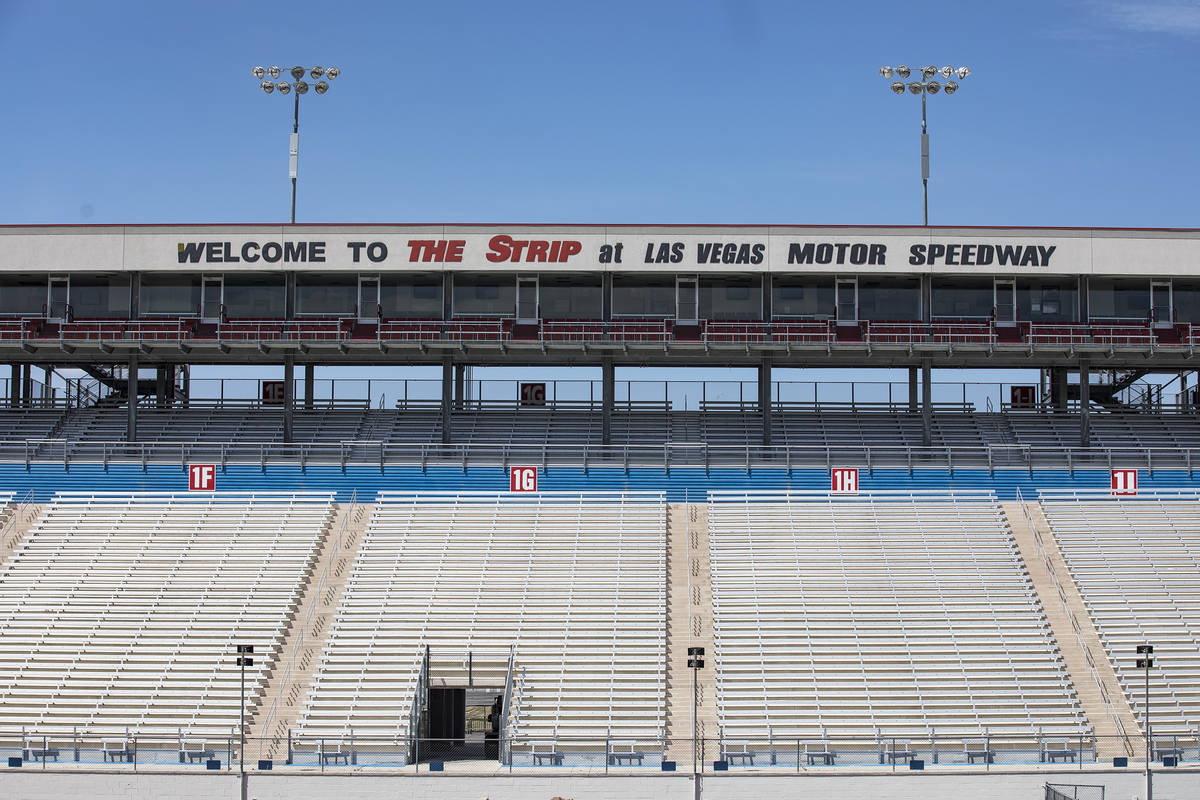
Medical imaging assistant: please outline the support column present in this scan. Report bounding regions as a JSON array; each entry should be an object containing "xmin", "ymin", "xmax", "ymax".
[
  {"xmin": 602, "ymin": 274, "xmax": 613, "ymax": 322},
  {"xmin": 1052, "ymin": 368, "xmax": 1068, "ymax": 411},
  {"xmin": 454, "ymin": 364, "xmax": 466, "ymax": 411},
  {"xmin": 1079, "ymin": 360, "xmax": 1090, "ymax": 448},
  {"xmin": 9, "ymin": 365, "xmax": 19, "ymax": 407},
  {"xmin": 921, "ymin": 359, "xmax": 932, "ymax": 447},
  {"xmin": 44, "ymin": 366, "xmax": 52, "ymax": 407},
  {"xmin": 21, "ymin": 364, "xmax": 31, "ymax": 408},
  {"xmin": 601, "ymin": 356, "xmax": 614, "ymax": 447},
  {"xmin": 283, "ymin": 354, "xmax": 295, "ymax": 444},
  {"xmin": 908, "ymin": 366, "xmax": 919, "ymax": 412},
  {"xmin": 758, "ymin": 354, "xmax": 771, "ymax": 448},
  {"xmin": 126, "ymin": 354, "xmax": 138, "ymax": 442},
  {"xmin": 303, "ymin": 365, "xmax": 314, "ymax": 410},
  {"xmin": 441, "ymin": 357, "xmax": 453, "ymax": 444},
  {"xmin": 155, "ymin": 365, "xmax": 168, "ymax": 408}
]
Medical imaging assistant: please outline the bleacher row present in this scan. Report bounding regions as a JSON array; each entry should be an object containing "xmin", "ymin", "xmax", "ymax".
[
  {"xmin": 4, "ymin": 406, "xmax": 1200, "ymax": 452},
  {"xmin": 0, "ymin": 491, "xmax": 1195, "ymax": 749}
]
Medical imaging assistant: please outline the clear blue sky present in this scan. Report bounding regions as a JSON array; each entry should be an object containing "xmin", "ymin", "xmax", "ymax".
[{"xmin": 2, "ymin": 0, "xmax": 1199, "ymax": 228}]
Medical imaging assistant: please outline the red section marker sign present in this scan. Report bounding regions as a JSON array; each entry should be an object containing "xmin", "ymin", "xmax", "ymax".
[
  {"xmin": 1111, "ymin": 469, "xmax": 1138, "ymax": 496},
  {"xmin": 510, "ymin": 466, "xmax": 538, "ymax": 493},
  {"xmin": 520, "ymin": 382, "xmax": 546, "ymax": 407},
  {"xmin": 262, "ymin": 380, "xmax": 285, "ymax": 405},
  {"xmin": 189, "ymin": 464, "xmax": 216, "ymax": 491},
  {"xmin": 831, "ymin": 467, "xmax": 859, "ymax": 494}
]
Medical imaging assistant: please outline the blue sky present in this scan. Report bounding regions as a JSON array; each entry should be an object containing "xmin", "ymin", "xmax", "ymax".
[{"xmin": 2, "ymin": 0, "xmax": 1199, "ymax": 228}]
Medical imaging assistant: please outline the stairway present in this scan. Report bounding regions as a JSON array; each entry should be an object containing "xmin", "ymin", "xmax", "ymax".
[
  {"xmin": 250, "ymin": 501, "xmax": 370, "ymax": 759},
  {"xmin": 1002, "ymin": 501, "xmax": 1141, "ymax": 758},
  {"xmin": 0, "ymin": 501, "xmax": 45, "ymax": 569},
  {"xmin": 663, "ymin": 502, "xmax": 718, "ymax": 769}
]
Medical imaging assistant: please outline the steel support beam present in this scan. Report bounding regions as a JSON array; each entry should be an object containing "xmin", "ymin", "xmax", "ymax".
[
  {"xmin": 758, "ymin": 354, "xmax": 771, "ymax": 447},
  {"xmin": 303, "ymin": 364, "xmax": 314, "ymax": 410},
  {"xmin": 441, "ymin": 357, "xmax": 453, "ymax": 444},
  {"xmin": 922, "ymin": 359, "xmax": 932, "ymax": 447},
  {"xmin": 454, "ymin": 364, "xmax": 466, "ymax": 411},
  {"xmin": 908, "ymin": 366, "xmax": 919, "ymax": 413},
  {"xmin": 126, "ymin": 354, "xmax": 137, "ymax": 442},
  {"xmin": 282, "ymin": 354, "xmax": 295, "ymax": 443},
  {"xmin": 601, "ymin": 356, "xmax": 614, "ymax": 446},
  {"xmin": 1079, "ymin": 360, "xmax": 1090, "ymax": 448}
]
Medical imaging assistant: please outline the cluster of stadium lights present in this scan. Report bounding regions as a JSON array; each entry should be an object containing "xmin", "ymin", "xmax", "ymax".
[
  {"xmin": 251, "ymin": 64, "xmax": 339, "ymax": 95},
  {"xmin": 879, "ymin": 64, "xmax": 970, "ymax": 95}
]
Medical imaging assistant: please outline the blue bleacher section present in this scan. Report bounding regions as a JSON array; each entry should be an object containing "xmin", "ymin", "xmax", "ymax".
[{"xmin": 0, "ymin": 463, "xmax": 1198, "ymax": 501}]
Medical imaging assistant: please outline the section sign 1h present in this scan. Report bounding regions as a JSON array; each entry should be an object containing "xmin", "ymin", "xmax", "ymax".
[{"xmin": 831, "ymin": 467, "xmax": 859, "ymax": 494}]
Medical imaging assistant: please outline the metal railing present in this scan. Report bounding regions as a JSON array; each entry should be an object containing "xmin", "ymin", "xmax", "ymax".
[
  {"xmin": 5, "ymin": 438, "xmax": 1200, "ymax": 476},
  {"xmin": 0, "ymin": 731, "xmax": 1195, "ymax": 773}
]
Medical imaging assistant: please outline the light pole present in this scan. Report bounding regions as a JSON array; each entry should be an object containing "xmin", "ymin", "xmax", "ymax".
[
  {"xmin": 687, "ymin": 646, "xmax": 704, "ymax": 792},
  {"xmin": 252, "ymin": 65, "xmax": 340, "ymax": 223},
  {"xmin": 1136, "ymin": 644, "xmax": 1153, "ymax": 800},
  {"xmin": 235, "ymin": 644, "xmax": 254, "ymax": 777},
  {"xmin": 878, "ymin": 64, "xmax": 970, "ymax": 226}
]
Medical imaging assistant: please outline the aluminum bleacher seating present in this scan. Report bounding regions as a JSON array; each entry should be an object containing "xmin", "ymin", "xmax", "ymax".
[
  {"xmin": 1039, "ymin": 490, "xmax": 1200, "ymax": 734},
  {"xmin": 297, "ymin": 492, "xmax": 666, "ymax": 744},
  {"xmin": 707, "ymin": 491, "xmax": 1086, "ymax": 740},
  {"xmin": 0, "ymin": 491, "xmax": 333, "ymax": 735}
]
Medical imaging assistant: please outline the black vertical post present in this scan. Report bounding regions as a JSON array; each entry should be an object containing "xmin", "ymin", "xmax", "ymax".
[
  {"xmin": 758, "ymin": 354, "xmax": 771, "ymax": 448},
  {"xmin": 921, "ymin": 359, "xmax": 932, "ymax": 447},
  {"xmin": 441, "ymin": 358, "xmax": 453, "ymax": 444},
  {"xmin": 1079, "ymin": 360, "xmax": 1090, "ymax": 448},
  {"xmin": 126, "ymin": 354, "xmax": 138, "ymax": 441},
  {"xmin": 283, "ymin": 354, "xmax": 295, "ymax": 443},
  {"xmin": 601, "ymin": 356, "xmax": 614, "ymax": 447}
]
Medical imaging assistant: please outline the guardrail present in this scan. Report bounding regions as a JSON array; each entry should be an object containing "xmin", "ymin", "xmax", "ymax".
[{"xmin": 3, "ymin": 438, "xmax": 1200, "ymax": 475}]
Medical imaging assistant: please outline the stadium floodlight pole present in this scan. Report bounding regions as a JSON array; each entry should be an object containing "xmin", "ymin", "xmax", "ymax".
[
  {"xmin": 1137, "ymin": 644, "xmax": 1153, "ymax": 800},
  {"xmin": 235, "ymin": 644, "xmax": 254, "ymax": 780},
  {"xmin": 878, "ymin": 65, "xmax": 970, "ymax": 226},
  {"xmin": 251, "ymin": 65, "xmax": 340, "ymax": 223}
]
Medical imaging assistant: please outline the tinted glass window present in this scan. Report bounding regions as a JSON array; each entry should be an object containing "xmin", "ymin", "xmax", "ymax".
[
  {"xmin": 0, "ymin": 276, "xmax": 46, "ymax": 315},
  {"xmin": 381, "ymin": 274, "xmax": 442, "ymax": 318},
  {"xmin": 701, "ymin": 276, "xmax": 761, "ymax": 320},
  {"xmin": 453, "ymin": 274, "xmax": 515, "ymax": 316},
  {"xmin": 612, "ymin": 275, "xmax": 674, "ymax": 317},
  {"xmin": 539, "ymin": 275, "xmax": 602, "ymax": 319},
  {"xmin": 297, "ymin": 275, "xmax": 356, "ymax": 315},
  {"xmin": 142, "ymin": 274, "xmax": 200, "ymax": 315},
  {"xmin": 771, "ymin": 276, "xmax": 833, "ymax": 318}
]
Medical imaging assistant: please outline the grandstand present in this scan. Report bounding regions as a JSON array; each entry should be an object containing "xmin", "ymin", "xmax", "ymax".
[{"xmin": 0, "ymin": 223, "xmax": 1198, "ymax": 798}]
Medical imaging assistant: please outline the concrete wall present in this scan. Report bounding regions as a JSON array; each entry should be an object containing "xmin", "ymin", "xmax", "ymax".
[{"xmin": 1, "ymin": 769, "xmax": 1196, "ymax": 800}]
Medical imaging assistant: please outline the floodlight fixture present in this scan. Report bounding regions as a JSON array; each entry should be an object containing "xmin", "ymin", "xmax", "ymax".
[
  {"xmin": 877, "ymin": 62, "xmax": 972, "ymax": 225},
  {"xmin": 252, "ymin": 64, "xmax": 342, "ymax": 223}
]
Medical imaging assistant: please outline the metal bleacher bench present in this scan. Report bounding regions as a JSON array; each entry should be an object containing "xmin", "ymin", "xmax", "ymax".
[
  {"xmin": 178, "ymin": 740, "xmax": 215, "ymax": 763},
  {"xmin": 723, "ymin": 742, "xmax": 756, "ymax": 765},
  {"xmin": 1154, "ymin": 740, "xmax": 1185, "ymax": 762},
  {"xmin": 530, "ymin": 741, "xmax": 564, "ymax": 766},
  {"xmin": 318, "ymin": 742, "xmax": 353, "ymax": 765},
  {"xmin": 23, "ymin": 743, "xmax": 60, "ymax": 762},
  {"xmin": 804, "ymin": 740, "xmax": 836, "ymax": 765},
  {"xmin": 964, "ymin": 738, "xmax": 995, "ymax": 764},
  {"xmin": 102, "ymin": 740, "xmax": 136, "ymax": 762},
  {"xmin": 608, "ymin": 741, "xmax": 646, "ymax": 765},
  {"xmin": 883, "ymin": 740, "xmax": 917, "ymax": 764},
  {"xmin": 1043, "ymin": 740, "xmax": 1076, "ymax": 763}
]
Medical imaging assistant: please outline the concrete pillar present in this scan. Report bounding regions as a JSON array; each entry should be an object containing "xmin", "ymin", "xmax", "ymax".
[
  {"xmin": 9, "ymin": 364, "xmax": 18, "ymax": 408},
  {"xmin": 758, "ymin": 354, "xmax": 772, "ymax": 448},
  {"xmin": 1079, "ymin": 361, "xmax": 1090, "ymax": 448},
  {"xmin": 303, "ymin": 364, "xmax": 314, "ymax": 410},
  {"xmin": 126, "ymin": 354, "xmax": 138, "ymax": 442},
  {"xmin": 155, "ymin": 365, "xmax": 168, "ymax": 408},
  {"xmin": 601, "ymin": 356, "xmax": 614, "ymax": 447},
  {"xmin": 44, "ymin": 366, "xmax": 52, "ymax": 407},
  {"xmin": 21, "ymin": 364, "xmax": 31, "ymax": 408},
  {"xmin": 921, "ymin": 359, "xmax": 932, "ymax": 447},
  {"xmin": 454, "ymin": 364, "xmax": 466, "ymax": 411},
  {"xmin": 1052, "ymin": 368, "xmax": 1069, "ymax": 411},
  {"xmin": 908, "ymin": 366, "xmax": 919, "ymax": 412},
  {"xmin": 282, "ymin": 354, "xmax": 295, "ymax": 443},
  {"xmin": 441, "ymin": 358, "xmax": 453, "ymax": 444}
]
